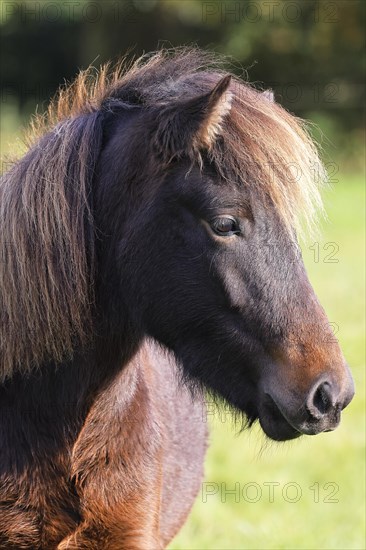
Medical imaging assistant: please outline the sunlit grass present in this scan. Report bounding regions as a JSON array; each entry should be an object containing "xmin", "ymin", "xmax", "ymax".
[{"xmin": 172, "ymin": 175, "xmax": 365, "ymax": 550}]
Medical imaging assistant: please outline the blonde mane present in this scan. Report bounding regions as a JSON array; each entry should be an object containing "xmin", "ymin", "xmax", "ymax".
[{"xmin": 0, "ymin": 48, "xmax": 325, "ymax": 381}]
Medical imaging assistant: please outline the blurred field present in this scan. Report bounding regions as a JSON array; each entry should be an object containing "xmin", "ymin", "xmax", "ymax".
[{"xmin": 172, "ymin": 174, "xmax": 365, "ymax": 549}]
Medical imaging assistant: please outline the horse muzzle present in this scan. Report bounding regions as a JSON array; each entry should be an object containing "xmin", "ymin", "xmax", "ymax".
[{"xmin": 258, "ymin": 368, "xmax": 355, "ymax": 441}]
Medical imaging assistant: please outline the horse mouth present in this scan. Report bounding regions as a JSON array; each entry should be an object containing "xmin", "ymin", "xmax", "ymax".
[{"xmin": 258, "ymin": 394, "xmax": 302, "ymax": 441}]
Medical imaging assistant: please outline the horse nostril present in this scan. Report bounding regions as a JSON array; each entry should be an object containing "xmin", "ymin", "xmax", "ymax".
[
  {"xmin": 307, "ymin": 381, "xmax": 335, "ymax": 418},
  {"xmin": 313, "ymin": 382, "xmax": 333, "ymax": 414}
]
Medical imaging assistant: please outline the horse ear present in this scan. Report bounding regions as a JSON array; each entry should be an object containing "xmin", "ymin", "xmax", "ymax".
[{"xmin": 154, "ymin": 75, "xmax": 232, "ymax": 162}]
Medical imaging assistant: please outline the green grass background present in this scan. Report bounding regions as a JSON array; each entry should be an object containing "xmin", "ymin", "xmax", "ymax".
[{"xmin": 171, "ymin": 174, "xmax": 365, "ymax": 550}]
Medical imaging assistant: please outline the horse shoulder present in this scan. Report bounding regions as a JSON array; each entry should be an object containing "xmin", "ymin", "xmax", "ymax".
[{"xmin": 67, "ymin": 340, "xmax": 207, "ymax": 547}]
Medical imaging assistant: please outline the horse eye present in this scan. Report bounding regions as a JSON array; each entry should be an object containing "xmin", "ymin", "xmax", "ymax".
[{"xmin": 210, "ymin": 216, "xmax": 240, "ymax": 237}]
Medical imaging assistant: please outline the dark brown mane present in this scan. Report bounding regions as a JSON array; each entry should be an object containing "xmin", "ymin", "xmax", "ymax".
[{"xmin": 0, "ymin": 48, "xmax": 325, "ymax": 381}]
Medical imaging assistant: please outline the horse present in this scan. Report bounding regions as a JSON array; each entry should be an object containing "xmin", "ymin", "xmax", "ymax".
[{"xmin": 0, "ymin": 49, "xmax": 354, "ymax": 549}]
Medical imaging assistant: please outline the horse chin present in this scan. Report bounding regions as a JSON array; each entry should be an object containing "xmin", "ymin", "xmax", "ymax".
[{"xmin": 258, "ymin": 395, "xmax": 302, "ymax": 442}]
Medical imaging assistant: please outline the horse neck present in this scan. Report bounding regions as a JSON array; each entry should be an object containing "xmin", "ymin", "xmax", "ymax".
[{"xmin": 0, "ymin": 323, "xmax": 142, "ymax": 447}]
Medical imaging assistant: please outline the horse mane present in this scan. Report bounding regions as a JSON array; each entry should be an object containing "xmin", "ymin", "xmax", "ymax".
[
  {"xmin": 28, "ymin": 47, "xmax": 324, "ymax": 232},
  {"xmin": 0, "ymin": 48, "xmax": 325, "ymax": 381}
]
